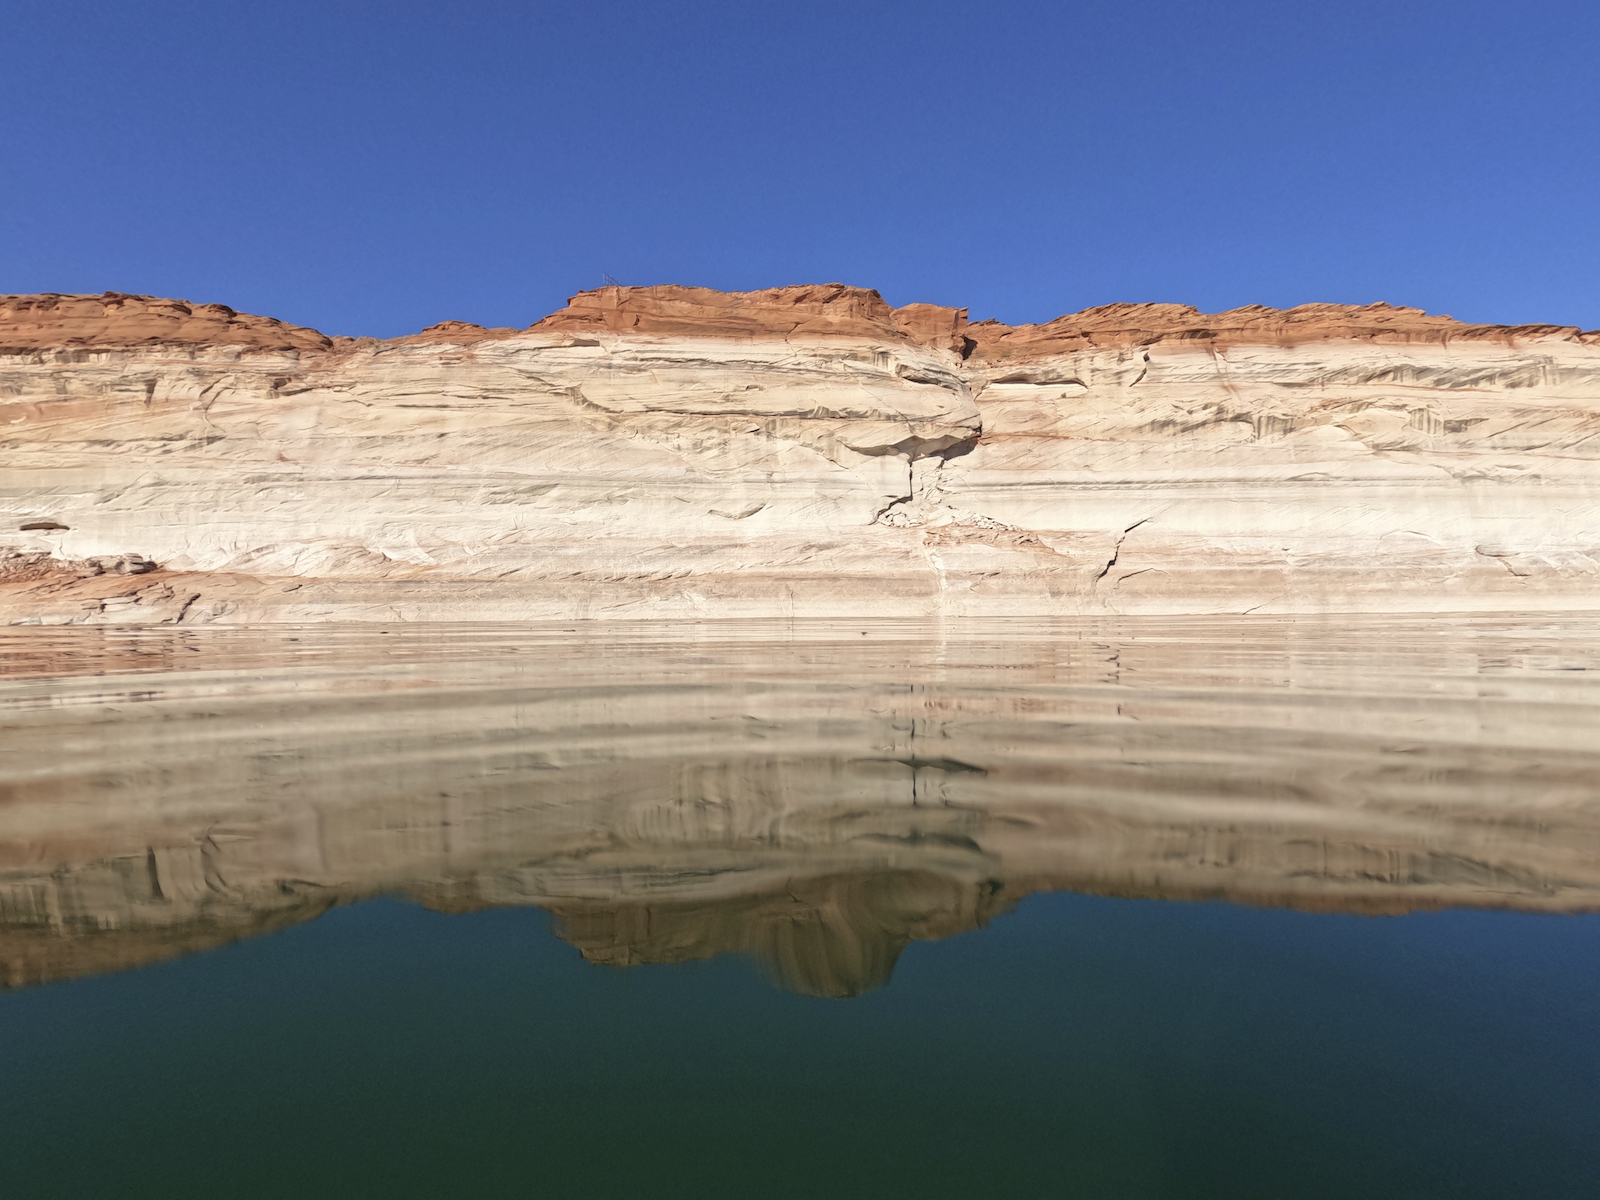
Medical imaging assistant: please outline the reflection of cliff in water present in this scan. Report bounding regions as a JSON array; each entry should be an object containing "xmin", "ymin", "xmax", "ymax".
[
  {"xmin": 3, "ymin": 618, "xmax": 1599, "ymax": 996},
  {"xmin": 542, "ymin": 870, "xmax": 1008, "ymax": 1000}
]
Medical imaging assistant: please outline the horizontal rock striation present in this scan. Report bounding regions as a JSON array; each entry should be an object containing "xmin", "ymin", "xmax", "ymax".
[
  {"xmin": 3, "ymin": 285, "xmax": 1598, "ymax": 623},
  {"xmin": 3, "ymin": 618, "xmax": 1597, "ymax": 995}
]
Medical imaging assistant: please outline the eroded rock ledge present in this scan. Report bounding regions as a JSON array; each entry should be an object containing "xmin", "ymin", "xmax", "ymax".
[{"xmin": 3, "ymin": 285, "xmax": 1598, "ymax": 623}]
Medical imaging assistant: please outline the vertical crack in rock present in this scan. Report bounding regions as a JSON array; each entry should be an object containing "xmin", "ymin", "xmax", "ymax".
[
  {"xmin": 4, "ymin": 285, "xmax": 1600, "ymax": 621},
  {"xmin": 870, "ymin": 430, "xmax": 979, "ymax": 529},
  {"xmin": 1096, "ymin": 518, "xmax": 1152, "ymax": 584},
  {"xmin": 144, "ymin": 848, "xmax": 165, "ymax": 901}
]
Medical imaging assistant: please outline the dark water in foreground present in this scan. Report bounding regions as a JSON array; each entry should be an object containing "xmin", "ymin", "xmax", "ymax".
[{"xmin": 1, "ymin": 617, "xmax": 1597, "ymax": 1197}]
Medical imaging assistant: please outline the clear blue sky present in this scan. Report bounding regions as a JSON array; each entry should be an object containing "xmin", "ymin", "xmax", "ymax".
[{"xmin": 6, "ymin": 1, "xmax": 1597, "ymax": 337}]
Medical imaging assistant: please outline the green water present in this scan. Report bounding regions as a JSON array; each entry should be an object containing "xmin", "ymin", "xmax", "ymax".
[
  {"xmin": 4, "ymin": 895, "xmax": 1596, "ymax": 1198},
  {"xmin": 1, "ymin": 618, "xmax": 1597, "ymax": 1197}
]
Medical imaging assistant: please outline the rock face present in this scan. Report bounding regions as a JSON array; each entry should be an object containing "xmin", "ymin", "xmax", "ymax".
[{"xmin": 3, "ymin": 285, "xmax": 1598, "ymax": 623}]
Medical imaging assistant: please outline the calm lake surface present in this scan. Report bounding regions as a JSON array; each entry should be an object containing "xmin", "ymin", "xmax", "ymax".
[{"xmin": 2, "ymin": 616, "xmax": 1597, "ymax": 1198}]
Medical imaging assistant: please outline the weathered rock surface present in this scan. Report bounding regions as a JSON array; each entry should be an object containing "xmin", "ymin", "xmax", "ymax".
[{"xmin": 3, "ymin": 285, "xmax": 1598, "ymax": 623}]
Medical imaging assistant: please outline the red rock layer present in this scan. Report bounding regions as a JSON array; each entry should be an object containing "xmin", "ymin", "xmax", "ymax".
[
  {"xmin": 394, "ymin": 319, "xmax": 522, "ymax": 345},
  {"xmin": 528, "ymin": 283, "xmax": 970, "ymax": 351},
  {"xmin": 0, "ymin": 292, "xmax": 331, "ymax": 353},
  {"xmin": 963, "ymin": 301, "xmax": 1599, "ymax": 361},
  {"xmin": 4, "ymin": 287, "xmax": 1595, "ymax": 357}
]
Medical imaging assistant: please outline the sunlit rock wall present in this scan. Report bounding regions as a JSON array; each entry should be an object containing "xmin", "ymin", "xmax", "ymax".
[{"xmin": 2, "ymin": 286, "xmax": 1597, "ymax": 622}]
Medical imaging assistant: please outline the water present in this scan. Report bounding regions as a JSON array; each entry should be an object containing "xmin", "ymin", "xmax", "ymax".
[{"xmin": 1, "ymin": 617, "xmax": 1597, "ymax": 1197}]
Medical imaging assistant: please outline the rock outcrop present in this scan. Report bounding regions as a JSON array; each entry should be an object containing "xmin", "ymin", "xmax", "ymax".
[{"xmin": 3, "ymin": 285, "xmax": 1598, "ymax": 623}]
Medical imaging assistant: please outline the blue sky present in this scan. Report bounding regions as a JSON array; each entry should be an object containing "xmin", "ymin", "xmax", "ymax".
[{"xmin": 5, "ymin": 1, "xmax": 1597, "ymax": 336}]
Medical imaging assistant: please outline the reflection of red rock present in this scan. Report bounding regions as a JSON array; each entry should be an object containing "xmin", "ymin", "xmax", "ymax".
[
  {"xmin": 4, "ymin": 615, "xmax": 1599, "ymax": 993},
  {"xmin": 0, "ymin": 901, "xmax": 337, "ymax": 993},
  {"xmin": 543, "ymin": 870, "xmax": 1009, "ymax": 999}
]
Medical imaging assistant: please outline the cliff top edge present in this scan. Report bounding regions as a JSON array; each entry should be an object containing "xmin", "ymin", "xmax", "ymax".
[{"xmin": 2, "ymin": 284, "xmax": 1594, "ymax": 357}]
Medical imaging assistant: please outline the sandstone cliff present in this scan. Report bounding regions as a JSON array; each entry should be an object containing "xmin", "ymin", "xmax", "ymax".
[{"xmin": 3, "ymin": 285, "xmax": 1598, "ymax": 623}]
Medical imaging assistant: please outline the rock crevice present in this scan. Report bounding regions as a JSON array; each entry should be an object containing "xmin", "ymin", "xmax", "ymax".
[{"xmin": 3, "ymin": 284, "xmax": 1598, "ymax": 623}]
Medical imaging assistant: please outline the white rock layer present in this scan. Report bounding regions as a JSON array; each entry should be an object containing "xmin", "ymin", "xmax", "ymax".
[{"xmin": 2, "ymin": 287, "xmax": 1598, "ymax": 622}]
